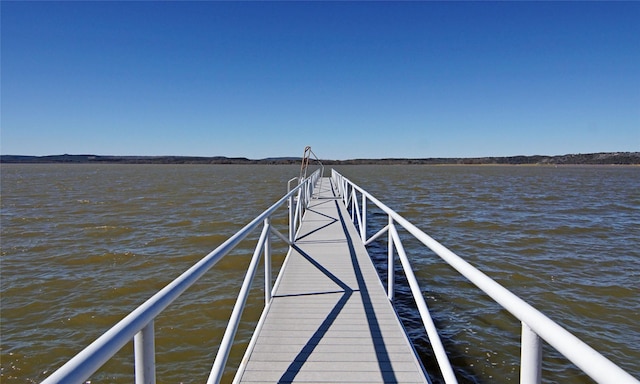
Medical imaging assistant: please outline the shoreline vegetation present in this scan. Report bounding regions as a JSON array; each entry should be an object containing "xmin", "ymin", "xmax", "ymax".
[{"xmin": 1, "ymin": 152, "xmax": 639, "ymax": 165}]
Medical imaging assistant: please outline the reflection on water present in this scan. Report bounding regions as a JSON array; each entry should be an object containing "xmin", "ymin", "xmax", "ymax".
[{"xmin": 1, "ymin": 164, "xmax": 638, "ymax": 383}]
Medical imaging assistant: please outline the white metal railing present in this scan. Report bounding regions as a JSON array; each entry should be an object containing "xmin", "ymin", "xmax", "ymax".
[
  {"xmin": 331, "ymin": 169, "xmax": 638, "ymax": 384},
  {"xmin": 41, "ymin": 168, "xmax": 322, "ymax": 384}
]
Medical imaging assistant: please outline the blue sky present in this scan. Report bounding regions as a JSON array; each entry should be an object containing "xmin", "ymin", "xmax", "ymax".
[{"xmin": 2, "ymin": 1, "xmax": 639, "ymax": 160}]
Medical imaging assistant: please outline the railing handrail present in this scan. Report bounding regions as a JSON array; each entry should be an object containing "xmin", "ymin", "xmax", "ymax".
[
  {"xmin": 42, "ymin": 169, "xmax": 321, "ymax": 384},
  {"xmin": 331, "ymin": 169, "xmax": 638, "ymax": 384}
]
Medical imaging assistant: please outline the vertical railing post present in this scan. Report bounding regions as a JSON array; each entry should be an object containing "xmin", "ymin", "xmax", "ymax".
[
  {"xmin": 343, "ymin": 181, "xmax": 348, "ymax": 206},
  {"xmin": 264, "ymin": 218, "xmax": 272, "ymax": 305},
  {"xmin": 134, "ymin": 321, "xmax": 156, "ymax": 384},
  {"xmin": 520, "ymin": 322, "xmax": 542, "ymax": 384},
  {"xmin": 361, "ymin": 193, "xmax": 367, "ymax": 242},
  {"xmin": 300, "ymin": 184, "xmax": 305, "ymax": 212},
  {"xmin": 298, "ymin": 188, "xmax": 304, "ymax": 225},
  {"xmin": 387, "ymin": 216, "xmax": 395, "ymax": 302},
  {"xmin": 345, "ymin": 181, "xmax": 349, "ymax": 206},
  {"xmin": 342, "ymin": 182, "xmax": 346, "ymax": 205},
  {"xmin": 288, "ymin": 193, "xmax": 295, "ymax": 244},
  {"xmin": 351, "ymin": 190, "xmax": 356, "ymax": 220},
  {"xmin": 304, "ymin": 180, "xmax": 309, "ymax": 208}
]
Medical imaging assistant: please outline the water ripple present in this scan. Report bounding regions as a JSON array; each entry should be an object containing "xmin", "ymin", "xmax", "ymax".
[{"xmin": 2, "ymin": 164, "xmax": 638, "ymax": 383}]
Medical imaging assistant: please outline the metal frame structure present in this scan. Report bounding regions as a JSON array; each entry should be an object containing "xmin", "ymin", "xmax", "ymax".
[
  {"xmin": 41, "ymin": 169, "xmax": 322, "ymax": 384},
  {"xmin": 332, "ymin": 169, "xmax": 638, "ymax": 384},
  {"xmin": 299, "ymin": 146, "xmax": 323, "ymax": 183}
]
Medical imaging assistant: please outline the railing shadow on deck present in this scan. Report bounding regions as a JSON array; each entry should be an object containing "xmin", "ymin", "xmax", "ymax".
[
  {"xmin": 335, "ymin": 199, "xmax": 399, "ymax": 383},
  {"xmin": 276, "ymin": 244, "xmax": 355, "ymax": 383}
]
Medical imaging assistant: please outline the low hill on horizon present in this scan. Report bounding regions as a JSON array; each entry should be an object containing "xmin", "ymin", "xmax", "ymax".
[{"xmin": 1, "ymin": 152, "xmax": 639, "ymax": 165}]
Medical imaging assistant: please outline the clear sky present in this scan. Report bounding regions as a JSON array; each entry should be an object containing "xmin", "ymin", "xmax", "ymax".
[{"xmin": 2, "ymin": 1, "xmax": 639, "ymax": 160}]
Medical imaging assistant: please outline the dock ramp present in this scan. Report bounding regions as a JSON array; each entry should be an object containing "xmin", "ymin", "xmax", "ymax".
[{"xmin": 234, "ymin": 178, "xmax": 429, "ymax": 383}]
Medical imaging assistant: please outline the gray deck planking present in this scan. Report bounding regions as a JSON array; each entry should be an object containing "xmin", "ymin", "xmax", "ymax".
[{"xmin": 234, "ymin": 177, "xmax": 429, "ymax": 384}]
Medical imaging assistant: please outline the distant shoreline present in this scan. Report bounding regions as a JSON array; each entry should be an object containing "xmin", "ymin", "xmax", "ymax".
[{"xmin": 1, "ymin": 152, "xmax": 639, "ymax": 165}]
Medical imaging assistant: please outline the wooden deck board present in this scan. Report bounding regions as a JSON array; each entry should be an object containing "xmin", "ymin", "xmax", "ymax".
[{"xmin": 235, "ymin": 177, "xmax": 429, "ymax": 384}]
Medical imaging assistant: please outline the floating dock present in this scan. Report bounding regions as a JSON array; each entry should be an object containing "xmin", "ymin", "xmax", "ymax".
[{"xmin": 235, "ymin": 178, "xmax": 429, "ymax": 383}]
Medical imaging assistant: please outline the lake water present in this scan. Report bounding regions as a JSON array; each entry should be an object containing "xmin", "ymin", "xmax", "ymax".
[{"xmin": 1, "ymin": 164, "xmax": 638, "ymax": 383}]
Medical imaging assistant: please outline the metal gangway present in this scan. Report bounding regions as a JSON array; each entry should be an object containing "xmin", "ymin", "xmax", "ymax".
[{"xmin": 41, "ymin": 168, "xmax": 638, "ymax": 384}]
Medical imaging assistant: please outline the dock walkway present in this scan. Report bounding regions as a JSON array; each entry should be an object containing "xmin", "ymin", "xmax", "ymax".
[{"xmin": 235, "ymin": 177, "xmax": 429, "ymax": 383}]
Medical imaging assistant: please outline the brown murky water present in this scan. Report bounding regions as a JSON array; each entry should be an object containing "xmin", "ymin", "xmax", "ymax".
[{"xmin": 1, "ymin": 164, "xmax": 638, "ymax": 383}]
